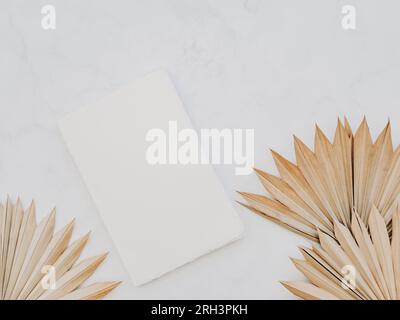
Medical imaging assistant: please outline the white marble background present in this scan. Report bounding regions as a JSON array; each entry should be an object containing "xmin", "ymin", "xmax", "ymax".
[{"xmin": 1, "ymin": 0, "xmax": 400, "ymax": 299}]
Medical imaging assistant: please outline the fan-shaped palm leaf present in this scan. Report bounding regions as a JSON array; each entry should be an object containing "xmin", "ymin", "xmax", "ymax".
[
  {"xmin": 0, "ymin": 196, "xmax": 120, "ymax": 300},
  {"xmin": 240, "ymin": 118, "xmax": 400, "ymax": 300}
]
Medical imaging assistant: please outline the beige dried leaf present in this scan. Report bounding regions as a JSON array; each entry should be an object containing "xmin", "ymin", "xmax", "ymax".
[
  {"xmin": 240, "ymin": 118, "xmax": 400, "ymax": 299},
  {"xmin": 0, "ymin": 197, "xmax": 120, "ymax": 300}
]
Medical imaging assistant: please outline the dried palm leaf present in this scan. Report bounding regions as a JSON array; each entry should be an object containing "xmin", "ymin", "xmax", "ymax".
[
  {"xmin": 240, "ymin": 118, "xmax": 400, "ymax": 299},
  {"xmin": 0, "ymin": 196, "xmax": 120, "ymax": 300}
]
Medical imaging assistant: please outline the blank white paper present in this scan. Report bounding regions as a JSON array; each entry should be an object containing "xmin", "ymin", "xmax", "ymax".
[{"xmin": 58, "ymin": 70, "xmax": 243, "ymax": 286}]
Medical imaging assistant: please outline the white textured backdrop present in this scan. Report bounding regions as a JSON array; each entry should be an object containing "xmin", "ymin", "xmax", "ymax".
[{"xmin": 1, "ymin": 0, "xmax": 400, "ymax": 299}]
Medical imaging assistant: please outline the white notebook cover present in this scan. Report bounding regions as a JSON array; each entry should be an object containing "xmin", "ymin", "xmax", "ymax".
[{"xmin": 58, "ymin": 70, "xmax": 243, "ymax": 285}]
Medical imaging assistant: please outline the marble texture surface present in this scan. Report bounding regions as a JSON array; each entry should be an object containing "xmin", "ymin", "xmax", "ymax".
[{"xmin": 1, "ymin": 0, "xmax": 400, "ymax": 299}]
